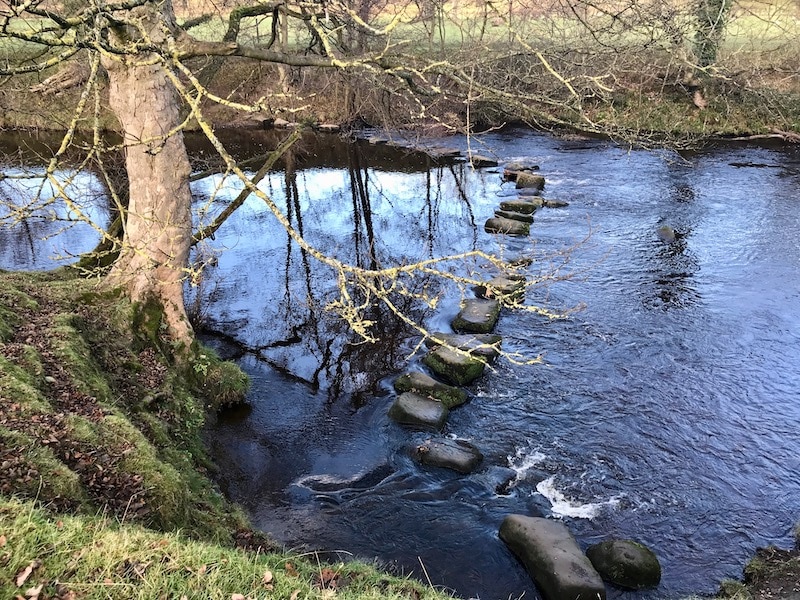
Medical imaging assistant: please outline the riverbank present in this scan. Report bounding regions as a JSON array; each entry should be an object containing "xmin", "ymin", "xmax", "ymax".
[
  {"xmin": 2, "ymin": 54, "xmax": 800, "ymax": 144},
  {"xmin": 0, "ymin": 270, "xmax": 451, "ymax": 600}
]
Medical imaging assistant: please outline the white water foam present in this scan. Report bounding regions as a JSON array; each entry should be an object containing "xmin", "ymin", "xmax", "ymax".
[
  {"xmin": 507, "ymin": 446, "xmax": 547, "ymax": 479},
  {"xmin": 536, "ymin": 475, "xmax": 622, "ymax": 520}
]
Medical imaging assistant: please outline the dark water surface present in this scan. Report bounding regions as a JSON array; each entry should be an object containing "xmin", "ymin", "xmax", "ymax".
[{"xmin": 3, "ymin": 128, "xmax": 800, "ymax": 599}]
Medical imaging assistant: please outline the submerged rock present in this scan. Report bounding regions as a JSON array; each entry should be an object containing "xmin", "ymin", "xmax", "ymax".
[
  {"xmin": 586, "ymin": 539, "xmax": 661, "ymax": 590},
  {"xmin": 452, "ymin": 298, "xmax": 501, "ymax": 334},
  {"xmin": 388, "ymin": 392, "xmax": 449, "ymax": 429},
  {"xmin": 423, "ymin": 346, "xmax": 486, "ymax": 386},
  {"xmin": 485, "ymin": 217, "xmax": 530, "ymax": 236},
  {"xmin": 499, "ymin": 515, "xmax": 606, "ymax": 600},
  {"xmin": 394, "ymin": 371, "xmax": 468, "ymax": 409},
  {"xmin": 657, "ymin": 225, "xmax": 677, "ymax": 243},
  {"xmin": 424, "ymin": 332, "xmax": 502, "ymax": 363},
  {"xmin": 410, "ymin": 438, "xmax": 484, "ymax": 473},
  {"xmin": 474, "ymin": 465, "xmax": 519, "ymax": 495}
]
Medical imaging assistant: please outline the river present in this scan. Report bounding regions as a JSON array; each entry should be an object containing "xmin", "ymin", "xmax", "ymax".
[{"xmin": 2, "ymin": 128, "xmax": 799, "ymax": 599}]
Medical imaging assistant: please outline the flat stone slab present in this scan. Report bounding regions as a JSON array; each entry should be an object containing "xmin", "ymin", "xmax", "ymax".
[
  {"xmin": 498, "ymin": 198, "xmax": 543, "ymax": 214},
  {"xmin": 586, "ymin": 539, "xmax": 661, "ymax": 590},
  {"xmin": 410, "ymin": 438, "xmax": 484, "ymax": 474},
  {"xmin": 474, "ymin": 275, "xmax": 526, "ymax": 304},
  {"xmin": 499, "ymin": 515, "xmax": 606, "ymax": 600},
  {"xmin": 485, "ymin": 217, "xmax": 530, "ymax": 236},
  {"xmin": 394, "ymin": 371, "xmax": 467, "ymax": 408},
  {"xmin": 452, "ymin": 298, "xmax": 501, "ymax": 334},
  {"xmin": 388, "ymin": 392, "xmax": 449, "ymax": 429},
  {"xmin": 423, "ymin": 346, "xmax": 486, "ymax": 386},
  {"xmin": 495, "ymin": 209, "xmax": 534, "ymax": 223},
  {"xmin": 425, "ymin": 332, "xmax": 502, "ymax": 363}
]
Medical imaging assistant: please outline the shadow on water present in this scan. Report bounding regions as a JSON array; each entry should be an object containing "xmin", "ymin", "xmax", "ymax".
[{"xmin": 4, "ymin": 128, "xmax": 800, "ymax": 600}]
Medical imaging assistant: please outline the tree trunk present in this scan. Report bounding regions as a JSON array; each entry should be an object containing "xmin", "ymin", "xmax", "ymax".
[{"xmin": 103, "ymin": 2, "xmax": 194, "ymax": 346}]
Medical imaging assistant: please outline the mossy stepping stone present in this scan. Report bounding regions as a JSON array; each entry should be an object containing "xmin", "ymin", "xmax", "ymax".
[
  {"xmin": 394, "ymin": 371, "xmax": 467, "ymax": 408},
  {"xmin": 474, "ymin": 275, "xmax": 526, "ymax": 304},
  {"xmin": 423, "ymin": 346, "xmax": 486, "ymax": 386},
  {"xmin": 452, "ymin": 298, "xmax": 501, "ymax": 334},
  {"xmin": 388, "ymin": 392, "xmax": 449, "ymax": 429},
  {"xmin": 485, "ymin": 217, "xmax": 530, "ymax": 236},
  {"xmin": 468, "ymin": 154, "xmax": 499, "ymax": 168},
  {"xmin": 495, "ymin": 209, "xmax": 534, "ymax": 223},
  {"xmin": 425, "ymin": 332, "xmax": 502, "ymax": 363},
  {"xmin": 586, "ymin": 539, "xmax": 661, "ymax": 590},
  {"xmin": 499, "ymin": 198, "xmax": 543, "ymax": 214},
  {"xmin": 543, "ymin": 199, "xmax": 569, "ymax": 208},
  {"xmin": 512, "ymin": 172, "xmax": 545, "ymax": 190}
]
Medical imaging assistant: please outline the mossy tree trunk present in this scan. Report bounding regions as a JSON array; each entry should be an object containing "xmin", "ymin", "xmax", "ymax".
[{"xmin": 102, "ymin": 0, "xmax": 194, "ymax": 347}]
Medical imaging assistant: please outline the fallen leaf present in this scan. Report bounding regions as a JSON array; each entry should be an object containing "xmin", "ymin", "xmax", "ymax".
[
  {"xmin": 231, "ymin": 595, "xmax": 245, "ymax": 600},
  {"xmin": 263, "ymin": 569, "xmax": 274, "ymax": 585},
  {"xmin": 0, "ymin": 535, "xmax": 6, "ymax": 547},
  {"xmin": 290, "ymin": 589, "xmax": 301, "ymax": 600},
  {"xmin": 24, "ymin": 584, "xmax": 42, "ymax": 600},
  {"xmin": 319, "ymin": 567, "xmax": 337, "ymax": 587},
  {"xmin": 14, "ymin": 560, "xmax": 41, "ymax": 587},
  {"xmin": 56, "ymin": 521, "xmax": 64, "ymax": 530},
  {"xmin": 285, "ymin": 562, "xmax": 298, "ymax": 577},
  {"xmin": 197, "ymin": 564, "xmax": 207, "ymax": 576}
]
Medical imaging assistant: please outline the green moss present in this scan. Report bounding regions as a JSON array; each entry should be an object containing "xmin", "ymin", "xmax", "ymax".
[
  {"xmin": 718, "ymin": 579, "xmax": 752, "ymax": 599},
  {"xmin": 186, "ymin": 346, "xmax": 250, "ymax": 410},
  {"xmin": 0, "ymin": 428, "xmax": 91, "ymax": 508},
  {"xmin": 50, "ymin": 313, "xmax": 113, "ymax": 402},
  {"xmin": 0, "ymin": 355, "xmax": 49, "ymax": 409}
]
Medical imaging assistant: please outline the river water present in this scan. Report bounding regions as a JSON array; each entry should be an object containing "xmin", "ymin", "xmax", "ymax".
[{"xmin": 2, "ymin": 128, "xmax": 799, "ymax": 599}]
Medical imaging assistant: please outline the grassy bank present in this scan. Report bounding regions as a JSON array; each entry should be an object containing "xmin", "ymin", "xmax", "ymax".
[{"xmin": 0, "ymin": 270, "xmax": 451, "ymax": 600}]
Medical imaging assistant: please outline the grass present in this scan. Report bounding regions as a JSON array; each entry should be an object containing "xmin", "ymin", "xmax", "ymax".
[{"xmin": 0, "ymin": 497, "xmax": 446, "ymax": 600}]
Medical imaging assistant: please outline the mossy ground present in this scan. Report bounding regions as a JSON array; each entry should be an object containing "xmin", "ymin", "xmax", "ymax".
[{"xmin": 0, "ymin": 269, "xmax": 453, "ymax": 600}]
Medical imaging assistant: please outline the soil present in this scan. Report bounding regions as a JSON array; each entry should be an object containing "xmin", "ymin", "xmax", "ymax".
[{"xmin": 735, "ymin": 547, "xmax": 800, "ymax": 600}]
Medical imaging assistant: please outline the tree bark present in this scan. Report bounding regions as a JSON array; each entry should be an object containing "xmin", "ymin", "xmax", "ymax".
[{"xmin": 103, "ymin": 1, "xmax": 194, "ymax": 346}]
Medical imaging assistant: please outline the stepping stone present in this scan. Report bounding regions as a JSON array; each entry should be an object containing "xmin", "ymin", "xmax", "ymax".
[
  {"xmin": 495, "ymin": 209, "xmax": 534, "ymax": 223},
  {"xmin": 504, "ymin": 160, "xmax": 539, "ymax": 172},
  {"xmin": 423, "ymin": 346, "xmax": 486, "ymax": 386},
  {"xmin": 499, "ymin": 515, "xmax": 606, "ymax": 600},
  {"xmin": 388, "ymin": 392, "xmax": 449, "ymax": 429},
  {"xmin": 394, "ymin": 371, "xmax": 468, "ymax": 408},
  {"xmin": 586, "ymin": 539, "xmax": 661, "ymax": 590},
  {"xmin": 499, "ymin": 198, "xmax": 543, "ymax": 214},
  {"xmin": 474, "ymin": 275, "xmax": 526, "ymax": 304},
  {"xmin": 485, "ymin": 217, "xmax": 529, "ymax": 236},
  {"xmin": 452, "ymin": 298, "xmax": 501, "ymax": 334},
  {"xmin": 504, "ymin": 171, "xmax": 545, "ymax": 190},
  {"xmin": 410, "ymin": 438, "xmax": 484, "ymax": 474},
  {"xmin": 543, "ymin": 199, "xmax": 569, "ymax": 208},
  {"xmin": 468, "ymin": 154, "xmax": 499, "ymax": 168},
  {"xmin": 425, "ymin": 332, "xmax": 502, "ymax": 363}
]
